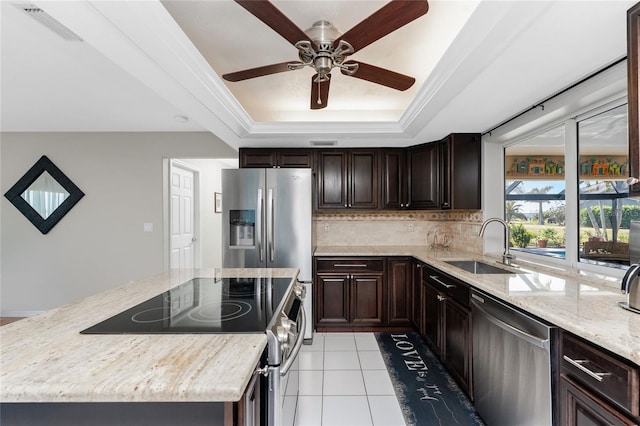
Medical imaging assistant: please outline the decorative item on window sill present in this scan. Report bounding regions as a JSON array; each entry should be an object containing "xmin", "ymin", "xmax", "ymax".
[
  {"xmin": 4, "ymin": 155, "xmax": 85, "ymax": 234},
  {"xmin": 506, "ymin": 155, "xmax": 630, "ymax": 180}
]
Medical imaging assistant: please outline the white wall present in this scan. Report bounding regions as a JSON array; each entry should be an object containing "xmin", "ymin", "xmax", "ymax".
[{"xmin": 1, "ymin": 132, "xmax": 236, "ymax": 315}]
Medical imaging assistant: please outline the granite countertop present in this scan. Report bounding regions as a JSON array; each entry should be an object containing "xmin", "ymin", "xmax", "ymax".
[
  {"xmin": 315, "ymin": 245, "xmax": 640, "ymax": 366},
  {"xmin": 0, "ymin": 268, "xmax": 298, "ymax": 403}
]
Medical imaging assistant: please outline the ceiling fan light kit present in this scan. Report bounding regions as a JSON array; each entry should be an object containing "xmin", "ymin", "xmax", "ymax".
[{"xmin": 222, "ymin": 0, "xmax": 429, "ymax": 110}]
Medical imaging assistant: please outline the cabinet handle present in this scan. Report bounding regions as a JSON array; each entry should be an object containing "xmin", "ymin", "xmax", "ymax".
[
  {"xmin": 562, "ymin": 355, "xmax": 611, "ymax": 382},
  {"xmin": 437, "ymin": 294, "xmax": 447, "ymax": 302},
  {"xmin": 334, "ymin": 264, "xmax": 368, "ymax": 267},
  {"xmin": 429, "ymin": 275, "xmax": 455, "ymax": 289}
]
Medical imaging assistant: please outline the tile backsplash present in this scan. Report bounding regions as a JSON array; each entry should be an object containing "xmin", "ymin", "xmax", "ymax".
[{"xmin": 314, "ymin": 210, "xmax": 484, "ymax": 254}]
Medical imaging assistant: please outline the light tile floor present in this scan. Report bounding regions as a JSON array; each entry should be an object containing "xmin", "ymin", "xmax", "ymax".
[{"xmin": 294, "ymin": 332, "xmax": 406, "ymax": 426}]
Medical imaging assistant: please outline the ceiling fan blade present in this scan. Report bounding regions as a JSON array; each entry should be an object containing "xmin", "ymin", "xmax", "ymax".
[
  {"xmin": 222, "ymin": 62, "xmax": 301, "ymax": 82},
  {"xmin": 335, "ymin": 0, "xmax": 429, "ymax": 53},
  {"xmin": 235, "ymin": 0, "xmax": 314, "ymax": 48},
  {"xmin": 341, "ymin": 61, "xmax": 415, "ymax": 91},
  {"xmin": 310, "ymin": 74, "xmax": 331, "ymax": 110}
]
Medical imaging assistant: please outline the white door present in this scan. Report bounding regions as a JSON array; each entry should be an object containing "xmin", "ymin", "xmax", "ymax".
[{"xmin": 170, "ymin": 163, "xmax": 197, "ymax": 270}]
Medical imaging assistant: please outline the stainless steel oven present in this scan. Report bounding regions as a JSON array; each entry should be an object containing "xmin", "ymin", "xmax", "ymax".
[{"xmin": 264, "ymin": 284, "xmax": 306, "ymax": 426}]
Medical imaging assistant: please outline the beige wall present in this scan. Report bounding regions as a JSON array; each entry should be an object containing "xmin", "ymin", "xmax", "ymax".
[{"xmin": 1, "ymin": 132, "xmax": 236, "ymax": 315}]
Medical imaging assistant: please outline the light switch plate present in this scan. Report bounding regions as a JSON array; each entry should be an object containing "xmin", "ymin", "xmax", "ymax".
[{"xmin": 143, "ymin": 223, "xmax": 153, "ymax": 232}]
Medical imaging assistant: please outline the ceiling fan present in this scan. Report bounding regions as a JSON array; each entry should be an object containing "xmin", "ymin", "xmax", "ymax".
[{"xmin": 222, "ymin": 0, "xmax": 429, "ymax": 110}]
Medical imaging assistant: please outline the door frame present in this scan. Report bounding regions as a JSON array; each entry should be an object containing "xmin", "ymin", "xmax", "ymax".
[{"xmin": 163, "ymin": 159, "xmax": 201, "ymax": 270}]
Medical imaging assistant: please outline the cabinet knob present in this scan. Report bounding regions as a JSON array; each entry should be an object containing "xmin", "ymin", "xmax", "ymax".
[
  {"xmin": 437, "ymin": 294, "xmax": 447, "ymax": 302},
  {"xmin": 400, "ymin": 203, "xmax": 405, "ymax": 207},
  {"xmin": 344, "ymin": 204, "xmax": 348, "ymax": 208}
]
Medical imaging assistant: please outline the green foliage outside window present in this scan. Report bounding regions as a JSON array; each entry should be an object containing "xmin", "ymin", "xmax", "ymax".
[
  {"xmin": 578, "ymin": 205, "xmax": 640, "ymax": 229},
  {"xmin": 510, "ymin": 223, "xmax": 533, "ymax": 248}
]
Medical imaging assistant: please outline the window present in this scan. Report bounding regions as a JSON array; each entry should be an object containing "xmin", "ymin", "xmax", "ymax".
[
  {"xmin": 577, "ymin": 104, "xmax": 633, "ymax": 267},
  {"xmin": 505, "ymin": 126, "xmax": 566, "ymax": 259},
  {"xmin": 503, "ymin": 102, "xmax": 629, "ymax": 270}
]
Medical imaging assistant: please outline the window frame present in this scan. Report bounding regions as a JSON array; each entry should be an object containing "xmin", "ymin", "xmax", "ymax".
[{"xmin": 500, "ymin": 97, "xmax": 629, "ymax": 277}]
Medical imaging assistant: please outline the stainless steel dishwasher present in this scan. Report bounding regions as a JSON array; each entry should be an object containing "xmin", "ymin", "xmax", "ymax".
[{"xmin": 471, "ymin": 289, "xmax": 557, "ymax": 426}]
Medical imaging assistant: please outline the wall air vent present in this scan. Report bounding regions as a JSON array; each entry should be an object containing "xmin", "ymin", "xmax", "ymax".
[
  {"xmin": 13, "ymin": 3, "xmax": 83, "ymax": 41},
  {"xmin": 310, "ymin": 140, "xmax": 337, "ymax": 147}
]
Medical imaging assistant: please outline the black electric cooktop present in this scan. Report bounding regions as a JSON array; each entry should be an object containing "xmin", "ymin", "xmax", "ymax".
[{"xmin": 80, "ymin": 277, "xmax": 293, "ymax": 334}]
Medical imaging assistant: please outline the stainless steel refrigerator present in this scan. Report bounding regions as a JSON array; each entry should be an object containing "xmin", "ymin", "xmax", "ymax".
[{"xmin": 222, "ymin": 168, "xmax": 314, "ymax": 340}]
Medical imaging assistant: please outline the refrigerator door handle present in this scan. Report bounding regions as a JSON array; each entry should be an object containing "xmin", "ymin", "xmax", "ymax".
[
  {"xmin": 268, "ymin": 188, "xmax": 275, "ymax": 262},
  {"xmin": 257, "ymin": 188, "xmax": 264, "ymax": 262}
]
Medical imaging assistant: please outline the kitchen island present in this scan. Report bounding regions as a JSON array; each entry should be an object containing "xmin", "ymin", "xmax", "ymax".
[
  {"xmin": 315, "ymin": 245, "xmax": 640, "ymax": 365},
  {"xmin": 0, "ymin": 268, "xmax": 298, "ymax": 425}
]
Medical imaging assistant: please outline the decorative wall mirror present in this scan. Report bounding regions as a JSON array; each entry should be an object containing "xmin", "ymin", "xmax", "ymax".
[{"xmin": 4, "ymin": 155, "xmax": 85, "ymax": 234}]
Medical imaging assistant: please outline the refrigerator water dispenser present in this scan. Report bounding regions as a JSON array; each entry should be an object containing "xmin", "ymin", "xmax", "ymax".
[{"xmin": 229, "ymin": 210, "xmax": 255, "ymax": 247}]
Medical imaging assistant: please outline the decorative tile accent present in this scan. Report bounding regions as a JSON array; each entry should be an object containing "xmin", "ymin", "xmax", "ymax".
[{"xmin": 314, "ymin": 211, "xmax": 483, "ymax": 253}]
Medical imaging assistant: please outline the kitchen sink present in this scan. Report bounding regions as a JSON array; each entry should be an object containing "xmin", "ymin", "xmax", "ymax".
[{"xmin": 444, "ymin": 260, "xmax": 514, "ymax": 274}]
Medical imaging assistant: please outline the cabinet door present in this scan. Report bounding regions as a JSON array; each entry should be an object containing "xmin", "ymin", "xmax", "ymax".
[
  {"xmin": 560, "ymin": 374, "xmax": 637, "ymax": 426},
  {"xmin": 351, "ymin": 273, "xmax": 383, "ymax": 325},
  {"xmin": 629, "ymin": 3, "xmax": 640, "ymax": 197},
  {"xmin": 382, "ymin": 149, "xmax": 407, "ymax": 209},
  {"xmin": 422, "ymin": 281, "xmax": 443, "ymax": 355},
  {"xmin": 387, "ymin": 258, "xmax": 412, "ymax": 326},
  {"xmin": 442, "ymin": 133, "xmax": 481, "ymax": 210},
  {"xmin": 239, "ymin": 149, "xmax": 277, "ymax": 168},
  {"xmin": 349, "ymin": 150, "xmax": 379, "ymax": 209},
  {"xmin": 316, "ymin": 273, "xmax": 349, "ymax": 325},
  {"xmin": 278, "ymin": 150, "xmax": 314, "ymax": 169},
  {"xmin": 408, "ymin": 143, "xmax": 440, "ymax": 209},
  {"xmin": 412, "ymin": 263, "xmax": 424, "ymax": 332},
  {"xmin": 443, "ymin": 298, "xmax": 472, "ymax": 398},
  {"xmin": 317, "ymin": 151, "xmax": 348, "ymax": 209}
]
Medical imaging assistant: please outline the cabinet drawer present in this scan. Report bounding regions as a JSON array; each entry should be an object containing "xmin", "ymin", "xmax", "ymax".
[
  {"xmin": 561, "ymin": 332, "xmax": 639, "ymax": 416},
  {"xmin": 315, "ymin": 258, "xmax": 384, "ymax": 273},
  {"xmin": 423, "ymin": 270, "xmax": 470, "ymax": 306}
]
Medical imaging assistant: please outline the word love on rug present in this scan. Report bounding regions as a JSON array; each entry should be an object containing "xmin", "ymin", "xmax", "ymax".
[{"xmin": 375, "ymin": 332, "xmax": 484, "ymax": 426}]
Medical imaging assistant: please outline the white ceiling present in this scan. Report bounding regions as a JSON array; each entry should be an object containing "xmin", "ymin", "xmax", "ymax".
[{"xmin": 0, "ymin": 0, "xmax": 633, "ymax": 150}]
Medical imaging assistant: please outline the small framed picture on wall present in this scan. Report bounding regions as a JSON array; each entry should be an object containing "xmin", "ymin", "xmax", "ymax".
[{"xmin": 215, "ymin": 192, "xmax": 222, "ymax": 213}]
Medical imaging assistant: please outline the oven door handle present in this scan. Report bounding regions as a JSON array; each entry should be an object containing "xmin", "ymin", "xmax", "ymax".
[{"xmin": 279, "ymin": 303, "xmax": 306, "ymax": 376}]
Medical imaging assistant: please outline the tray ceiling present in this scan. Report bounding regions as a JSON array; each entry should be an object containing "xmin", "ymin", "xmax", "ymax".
[{"xmin": 0, "ymin": 1, "xmax": 633, "ymax": 149}]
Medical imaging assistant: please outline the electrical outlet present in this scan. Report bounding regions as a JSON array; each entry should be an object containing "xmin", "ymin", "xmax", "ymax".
[
  {"xmin": 408, "ymin": 224, "xmax": 414, "ymax": 232},
  {"xmin": 324, "ymin": 223, "xmax": 330, "ymax": 232}
]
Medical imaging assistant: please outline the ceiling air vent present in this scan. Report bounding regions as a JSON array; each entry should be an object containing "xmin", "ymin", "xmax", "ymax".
[
  {"xmin": 310, "ymin": 140, "xmax": 337, "ymax": 147},
  {"xmin": 13, "ymin": 3, "xmax": 83, "ymax": 41}
]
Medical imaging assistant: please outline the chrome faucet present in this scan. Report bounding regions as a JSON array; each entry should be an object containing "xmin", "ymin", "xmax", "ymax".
[{"xmin": 478, "ymin": 218, "xmax": 516, "ymax": 266}]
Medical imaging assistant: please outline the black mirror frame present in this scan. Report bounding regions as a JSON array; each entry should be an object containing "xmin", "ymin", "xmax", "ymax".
[{"xmin": 4, "ymin": 155, "xmax": 85, "ymax": 234}]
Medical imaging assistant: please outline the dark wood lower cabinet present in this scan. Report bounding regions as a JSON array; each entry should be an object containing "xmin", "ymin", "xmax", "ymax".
[
  {"xmin": 421, "ymin": 270, "xmax": 472, "ymax": 398},
  {"xmin": 559, "ymin": 331, "xmax": 640, "ymax": 425},
  {"xmin": 315, "ymin": 257, "xmax": 384, "ymax": 329},
  {"xmin": 316, "ymin": 274, "xmax": 349, "ymax": 325},
  {"xmin": 443, "ymin": 298, "xmax": 472, "ymax": 398},
  {"xmin": 560, "ymin": 374, "xmax": 638, "ymax": 426},
  {"xmin": 350, "ymin": 274, "xmax": 383, "ymax": 325},
  {"xmin": 387, "ymin": 258, "xmax": 412, "ymax": 326}
]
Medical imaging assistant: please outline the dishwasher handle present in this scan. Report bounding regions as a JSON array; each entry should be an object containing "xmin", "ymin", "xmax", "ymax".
[{"xmin": 471, "ymin": 298, "xmax": 549, "ymax": 350}]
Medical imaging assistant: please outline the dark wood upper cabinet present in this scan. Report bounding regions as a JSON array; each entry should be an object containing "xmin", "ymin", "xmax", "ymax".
[
  {"xmin": 382, "ymin": 149, "xmax": 408, "ymax": 209},
  {"xmin": 441, "ymin": 133, "xmax": 482, "ymax": 210},
  {"xmin": 628, "ymin": 3, "xmax": 640, "ymax": 197},
  {"xmin": 317, "ymin": 149, "xmax": 379, "ymax": 210},
  {"xmin": 407, "ymin": 142, "xmax": 441, "ymax": 209},
  {"xmin": 239, "ymin": 148, "xmax": 314, "ymax": 169},
  {"xmin": 241, "ymin": 133, "xmax": 480, "ymax": 210}
]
